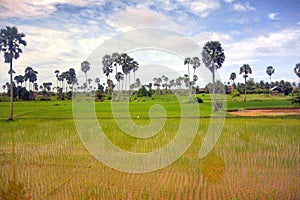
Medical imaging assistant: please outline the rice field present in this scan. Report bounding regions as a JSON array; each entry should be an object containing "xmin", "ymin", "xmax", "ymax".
[{"xmin": 0, "ymin": 96, "xmax": 299, "ymax": 199}]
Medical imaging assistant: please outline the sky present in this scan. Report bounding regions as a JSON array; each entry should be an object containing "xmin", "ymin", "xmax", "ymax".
[{"xmin": 0, "ymin": 0, "xmax": 300, "ymax": 88}]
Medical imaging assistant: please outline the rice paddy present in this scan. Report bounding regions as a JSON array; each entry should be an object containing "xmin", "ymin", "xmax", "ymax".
[{"xmin": 0, "ymin": 94, "xmax": 299, "ymax": 199}]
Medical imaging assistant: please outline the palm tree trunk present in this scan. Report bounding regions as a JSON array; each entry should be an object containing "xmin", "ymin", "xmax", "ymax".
[
  {"xmin": 8, "ymin": 61, "xmax": 14, "ymax": 120},
  {"xmin": 212, "ymin": 67, "xmax": 216, "ymax": 110},
  {"xmin": 244, "ymin": 76, "xmax": 247, "ymax": 102},
  {"xmin": 85, "ymin": 73, "xmax": 88, "ymax": 93},
  {"xmin": 269, "ymin": 76, "xmax": 271, "ymax": 94}
]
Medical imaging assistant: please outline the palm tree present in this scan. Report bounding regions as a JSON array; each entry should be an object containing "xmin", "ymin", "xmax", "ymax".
[
  {"xmin": 294, "ymin": 63, "xmax": 300, "ymax": 79},
  {"xmin": 229, "ymin": 72, "xmax": 236, "ymax": 85},
  {"xmin": 81, "ymin": 61, "xmax": 91, "ymax": 92},
  {"xmin": 0, "ymin": 26, "xmax": 27, "ymax": 120},
  {"xmin": 14, "ymin": 75, "xmax": 24, "ymax": 100},
  {"xmin": 184, "ymin": 57, "xmax": 192, "ymax": 85},
  {"xmin": 14, "ymin": 75, "xmax": 24, "ymax": 86},
  {"xmin": 95, "ymin": 77, "xmax": 100, "ymax": 89},
  {"xmin": 266, "ymin": 66, "xmax": 275, "ymax": 94},
  {"xmin": 66, "ymin": 68, "xmax": 76, "ymax": 95},
  {"xmin": 2, "ymin": 84, "xmax": 6, "ymax": 95},
  {"xmin": 24, "ymin": 66, "xmax": 32, "ymax": 91},
  {"xmin": 202, "ymin": 41, "xmax": 225, "ymax": 110},
  {"xmin": 239, "ymin": 64, "xmax": 252, "ymax": 102},
  {"xmin": 192, "ymin": 57, "xmax": 201, "ymax": 77},
  {"xmin": 88, "ymin": 78, "xmax": 92, "ymax": 88},
  {"xmin": 54, "ymin": 69, "xmax": 60, "ymax": 96}
]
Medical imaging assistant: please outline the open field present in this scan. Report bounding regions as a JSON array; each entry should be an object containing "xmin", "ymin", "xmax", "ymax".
[{"xmin": 0, "ymin": 94, "xmax": 299, "ymax": 199}]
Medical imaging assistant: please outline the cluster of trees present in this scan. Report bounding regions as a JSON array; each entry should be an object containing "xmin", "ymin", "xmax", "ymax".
[
  {"xmin": 228, "ymin": 64, "xmax": 300, "ymax": 101},
  {"xmin": 1, "ymin": 25, "xmax": 300, "ymax": 120}
]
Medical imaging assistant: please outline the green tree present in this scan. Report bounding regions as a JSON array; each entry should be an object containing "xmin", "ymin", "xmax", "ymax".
[
  {"xmin": 202, "ymin": 41, "xmax": 225, "ymax": 110},
  {"xmin": 239, "ymin": 64, "xmax": 252, "ymax": 102},
  {"xmin": 0, "ymin": 26, "xmax": 27, "ymax": 120},
  {"xmin": 54, "ymin": 69, "xmax": 60, "ymax": 96},
  {"xmin": 81, "ymin": 61, "xmax": 91, "ymax": 92},
  {"xmin": 66, "ymin": 68, "xmax": 76, "ymax": 96},
  {"xmin": 229, "ymin": 72, "xmax": 236, "ymax": 85},
  {"xmin": 294, "ymin": 63, "xmax": 300, "ymax": 79},
  {"xmin": 266, "ymin": 66, "xmax": 275, "ymax": 94},
  {"xmin": 184, "ymin": 57, "xmax": 192, "ymax": 82}
]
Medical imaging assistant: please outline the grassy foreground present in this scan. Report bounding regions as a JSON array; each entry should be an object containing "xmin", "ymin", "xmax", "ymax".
[{"xmin": 0, "ymin": 94, "xmax": 299, "ymax": 199}]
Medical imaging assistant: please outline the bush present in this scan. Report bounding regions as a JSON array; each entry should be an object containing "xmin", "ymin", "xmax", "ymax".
[
  {"xmin": 137, "ymin": 86, "xmax": 150, "ymax": 97},
  {"xmin": 231, "ymin": 89, "xmax": 240, "ymax": 98},
  {"xmin": 289, "ymin": 95, "xmax": 300, "ymax": 104},
  {"xmin": 40, "ymin": 97, "xmax": 51, "ymax": 101},
  {"xmin": 196, "ymin": 96, "xmax": 204, "ymax": 103}
]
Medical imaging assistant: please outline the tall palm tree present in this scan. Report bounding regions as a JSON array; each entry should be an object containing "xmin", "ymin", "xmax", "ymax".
[
  {"xmin": 0, "ymin": 26, "xmax": 26, "ymax": 120},
  {"xmin": 24, "ymin": 66, "xmax": 32, "ymax": 91},
  {"xmin": 266, "ymin": 66, "xmax": 275, "ymax": 94},
  {"xmin": 2, "ymin": 84, "xmax": 6, "ymax": 95},
  {"xmin": 14, "ymin": 75, "xmax": 24, "ymax": 87},
  {"xmin": 14, "ymin": 75, "xmax": 24, "ymax": 100},
  {"xmin": 81, "ymin": 61, "xmax": 91, "ymax": 92},
  {"xmin": 202, "ymin": 41, "xmax": 225, "ymax": 110},
  {"xmin": 239, "ymin": 64, "xmax": 252, "ymax": 102},
  {"xmin": 102, "ymin": 55, "xmax": 113, "ymax": 93},
  {"xmin": 192, "ymin": 57, "xmax": 200, "ymax": 78},
  {"xmin": 54, "ymin": 69, "xmax": 60, "ymax": 96},
  {"xmin": 67, "ymin": 68, "xmax": 76, "ymax": 95},
  {"xmin": 294, "ymin": 63, "xmax": 300, "ymax": 79},
  {"xmin": 95, "ymin": 77, "xmax": 100, "ymax": 89},
  {"xmin": 229, "ymin": 72, "xmax": 236, "ymax": 85},
  {"xmin": 184, "ymin": 57, "xmax": 192, "ymax": 84}
]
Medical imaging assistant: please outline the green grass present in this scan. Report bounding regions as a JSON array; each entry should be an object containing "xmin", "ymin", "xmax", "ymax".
[{"xmin": 0, "ymin": 94, "xmax": 299, "ymax": 199}]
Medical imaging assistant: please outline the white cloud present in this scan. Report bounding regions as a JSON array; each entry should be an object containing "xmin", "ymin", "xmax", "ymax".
[
  {"xmin": 193, "ymin": 31, "xmax": 232, "ymax": 46},
  {"xmin": 0, "ymin": 0, "xmax": 105, "ymax": 18},
  {"xmin": 105, "ymin": 7, "xmax": 181, "ymax": 32},
  {"xmin": 0, "ymin": 24, "xmax": 109, "ymax": 85},
  {"xmin": 268, "ymin": 13, "xmax": 279, "ymax": 20},
  {"xmin": 224, "ymin": 28, "xmax": 300, "ymax": 66},
  {"xmin": 177, "ymin": 0, "xmax": 220, "ymax": 18},
  {"xmin": 223, "ymin": 0, "xmax": 234, "ymax": 3},
  {"xmin": 232, "ymin": 1, "xmax": 255, "ymax": 12}
]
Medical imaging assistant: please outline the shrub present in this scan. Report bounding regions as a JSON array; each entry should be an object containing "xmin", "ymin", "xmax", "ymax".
[
  {"xmin": 231, "ymin": 89, "xmax": 240, "ymax": 98},
  {"xmin": 196, "ymin": 96, "xmax": 204, "ymax": 103},
  {"xmin": 289, "ymin": 95, "xmax": 300, "ymax": 104}
]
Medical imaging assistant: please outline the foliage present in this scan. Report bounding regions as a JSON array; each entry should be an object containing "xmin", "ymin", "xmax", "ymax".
[
  {"xmin": 289, "ymin": 94, "xmax": 300, "ymax": 104},
  {"xmin": 196, "ymin": 96, "xmax": 204, "ymax": 103},
  {"xmin": 137, "ymin": 86, "xmax": 151, "ymax": 97},
  {"xmin": 0, "ymin": 26, "xmax": 27, "ymax": 120},
  {"xmin": 231, "ymin": 89, "xmax": 240, "ymax": 98}
]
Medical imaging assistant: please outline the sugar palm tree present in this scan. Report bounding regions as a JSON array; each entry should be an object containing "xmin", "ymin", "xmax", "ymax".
[
  {"xmin": 54, "ymin": 69, "xmax": 60, "ymax": 96},
  {"xmin": 240, "ymin": 64, "xmax": 252, "ymax": 102},
  {"xmin": 81, "ymin": 61, "xmax": 91, "ymax": 92},
  {"xmin": 266, "ymin": 66, "xmax": 275, "ymax": 94},
  {"xmin": 184, "ymin": 57, "xmax": 192, "ymax": 84},
  {"xmin": 202, "ymin": 41, "xmax": 225, "ymax": 110},
  {"xmin": 192, "ymin": 57, "xmax": 200, "ymax": 77},
  {"xmin": 2, "ymin": 84, "xmax": 6, "ymax": 95},
  {"xmin": 294, "ymin": 63, "xmax": 300, "ymax": 79},
  {"xmin": 0, "ymin": 26, "xmax": 27, "ymax": 120},
  {"xmin": 229, "ymin": 72, "xmax": 236, "ymax": 85}
]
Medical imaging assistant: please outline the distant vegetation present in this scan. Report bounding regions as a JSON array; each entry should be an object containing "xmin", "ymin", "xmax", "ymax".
[{"xmin": 1, "ymin": 25, "xmax": 300, "ymax": 119}]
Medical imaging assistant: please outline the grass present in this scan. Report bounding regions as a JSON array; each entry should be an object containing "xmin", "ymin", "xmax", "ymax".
[{"xmin": 0, "ymin": 94, "xmax": 299, "ymax": 199}]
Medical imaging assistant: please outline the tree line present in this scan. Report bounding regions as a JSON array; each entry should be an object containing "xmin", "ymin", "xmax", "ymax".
[{"xmin": 1, "ymin": 26, "xmax": 300, "ymax": 120}]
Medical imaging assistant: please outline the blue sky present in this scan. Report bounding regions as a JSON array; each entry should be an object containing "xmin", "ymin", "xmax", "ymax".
[{"xmin": 0, "ymin": 0, "xmax": 299, "ymax": 87}]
